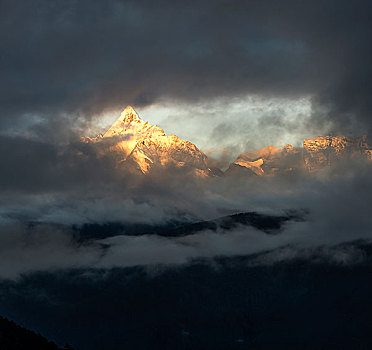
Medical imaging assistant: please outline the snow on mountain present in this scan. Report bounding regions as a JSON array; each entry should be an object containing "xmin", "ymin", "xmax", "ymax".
[
  {"xmin": 83, "ymin": 106, "xmax": 371, "ymax": 177},
  {"xmin": 227, "ymin": 135, "xmax": 371, "ymax": 176},
  {"xmin": 87, "ymin": 106, "xmax": 212, "ymax": 175},
  {"xmin": 237, "ymin": 145, "xmax": 281, "ymax": 162},
  {"xmin": 303, "ymin": 135, "xmax": 372, "ymax": 171},
  {"xmin": 225, "ymin": 145, "xmax": 303, "ymax": 176}
]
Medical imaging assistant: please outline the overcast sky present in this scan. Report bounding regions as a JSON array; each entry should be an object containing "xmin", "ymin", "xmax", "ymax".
[
  {"xmin": 1, "ymin": 1, "xmax": 372, "ymax": 279},
  {"xmin": 1, "ymin": 0, "xmax": 372, "ymax": 153}
]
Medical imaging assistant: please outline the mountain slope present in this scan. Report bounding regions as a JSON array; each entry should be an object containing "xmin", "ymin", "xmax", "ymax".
[
  {"xmin": 225, "ymin": 144, "xmax": 303, "ymax": 176},
  {"xmin": 0, "ymin": 316, "xmax": 66, "ymax": 350},
  {"xmin": 88, "ymin": 106, "xmax": 212, "ymax": 175},
  {"xmin": 227, "ymin": 135, "xmax": 371, "ymax": 176},
  {"xmin": 85, "ymin": 106, "xmax": 371, "ymax": 177},
  {"xmin": 303, "ymin": 135, "xmax": 372, "ymax": 171}
]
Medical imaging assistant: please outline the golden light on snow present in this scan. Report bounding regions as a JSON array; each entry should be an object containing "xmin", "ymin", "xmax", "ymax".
[
  {"xmin": 82, "ymin": 101, "xmax": 371, "ymax": 178},
  {"xmin": 89, "ymin": 95, "xmax": 313, "ymax": 162},
  {"xmin": 85, "ymin": 105, "xmax": 210, "ymax": 176}
]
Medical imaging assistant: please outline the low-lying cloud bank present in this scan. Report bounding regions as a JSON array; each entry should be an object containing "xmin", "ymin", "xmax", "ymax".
[{"xmin": 0, "ymin": 149, "xmax": 371, "ymax": 280}]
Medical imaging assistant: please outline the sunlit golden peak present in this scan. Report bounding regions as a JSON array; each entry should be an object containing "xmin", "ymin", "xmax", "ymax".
[{"xmin": 120, "ymin": 105, "xmax": 141, "ymax": 123}]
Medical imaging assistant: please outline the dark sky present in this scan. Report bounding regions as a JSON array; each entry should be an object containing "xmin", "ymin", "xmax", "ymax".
[{"xmin": 1, "ymin": 0, "xmax": 372, "ymax": 138}]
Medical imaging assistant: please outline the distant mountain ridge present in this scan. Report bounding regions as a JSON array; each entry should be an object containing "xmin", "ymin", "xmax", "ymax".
[
  {"xmin": 84, "ymin": 106, "xmax": 371, "ymax": 177},
  {"xmin": 71, "ymin": 210, "xmax": 305, "ymax": 242},
  {"xmin": 227, "ymin": 135, "xmax": 371, "ymax": 176},
  {"xmin": 303, "ymin": 135, "xmax": 372, "ymax": 171}
]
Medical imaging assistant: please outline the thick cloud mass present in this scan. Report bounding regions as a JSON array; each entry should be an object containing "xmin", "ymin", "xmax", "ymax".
[
  {"xmin": 0, "ymin": 139, "xmax": 371, "ymax": 279},
  {"xmin": 1, "ymin": 0, "xmax": 372, "ymax": 136},
  {"xmin": 1, "ymin": 1, "xmax": 372, "ymax": 280}
]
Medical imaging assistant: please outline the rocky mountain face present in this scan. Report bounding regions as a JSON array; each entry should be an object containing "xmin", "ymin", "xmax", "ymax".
[
  {"xmin": 227, "ymin": 136, "xmax": 371, "ymax": 176},
  {"xmin": 225, "ymin": 144, "xmax": 303, "ymax": 177},
  {"xmin": 303, "ymin": 135, "xmax": 372, "ymax": 171},
  {"xmin": 84, "ymin": 106, "xmax": 371, "ymax": 177},
  {"xmin": 85, "ymin": 106, "xmax": 214, "ymax": 176}
]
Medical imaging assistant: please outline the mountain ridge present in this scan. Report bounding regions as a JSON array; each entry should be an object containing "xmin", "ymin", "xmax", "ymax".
[
  {"xmin": 84, "ymin": 106, "xmax": 213, "ymax": 176},
  {"xmin": 84, "ymin": 106, "xmax": 371, "ymax": 177}
]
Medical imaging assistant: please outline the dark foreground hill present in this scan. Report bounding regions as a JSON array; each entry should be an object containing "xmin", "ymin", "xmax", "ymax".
[
  {"xmin": 2, "ymin": 240, "xmax": 372, "ymax": 350},
  {"xmin": 0, "ymin": 316, "xmax": 71, "ymax": 350}
]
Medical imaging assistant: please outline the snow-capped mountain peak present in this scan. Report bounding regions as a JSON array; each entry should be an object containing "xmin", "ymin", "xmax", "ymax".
[
  {"xmin": 83, "ymin": 106, "xmax": 371, "ymax": 178},
  {"xmin": 88, "ymin": 106, "xmax": 212, "ymax": 176},
  {"xmin": 120, "ymin": 105, "xmax": 142, "ymax": 123},
  {"xmin": 103, "ymin": 106, "xmax": 146, "ymax": 138}
]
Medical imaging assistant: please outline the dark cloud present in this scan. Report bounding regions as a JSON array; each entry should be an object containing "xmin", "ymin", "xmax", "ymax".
[{"xmin": 1, "ymin": 0, "xmax": 371, "ymax": 136}]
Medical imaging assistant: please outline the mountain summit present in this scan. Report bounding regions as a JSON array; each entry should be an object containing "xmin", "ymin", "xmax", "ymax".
[
  {"xmin": 84, "ymin": 106, "xmax": 371, "ymax": 177},
  {"xmin": 87, "ymin": 106, "xmax": 213, "ymax": 176},
  {"xmin": 103, "ymin": 106, "xmax": 145, "ymax": 137},
  {"xmin": 121, "ymin": 105, "xmax": 140, "ymax": 122}
]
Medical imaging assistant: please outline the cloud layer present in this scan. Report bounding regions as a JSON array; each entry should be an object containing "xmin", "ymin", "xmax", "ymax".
[
  {"xmin": 0, "ymin": 146, "xmax": 371, "ymax": 280},
  {"xmin": 1, "ymin": 0, "xmax": 372, "ymax": 280},
  {"xmin": 1, "ymin": 0, "xmax": 372, "ymax": 138}
]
